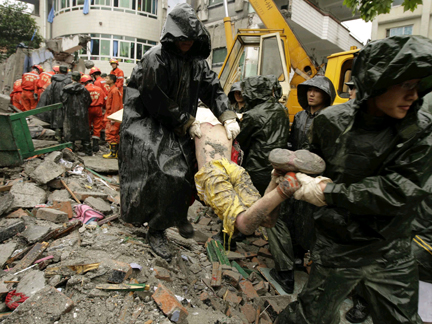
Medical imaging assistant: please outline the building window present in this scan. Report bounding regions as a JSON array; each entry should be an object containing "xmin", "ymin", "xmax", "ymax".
[
  {"xmin": 212, "ymin": 47, "xmax": 227, "ymax": 67},
  {"xmin": 387, "ymin": 25, "xmax": 413, "ymax": 37},
  {"xmin": 56, "ymin": 0, "xmax": 157, "ymax": 16},
  {"xmin": 391, "ymin": 0, "xmax": 403, "ymax": 6},
  {"xmin": 76, "ymin": 34, "xmax": 156, "ymax": 64}
]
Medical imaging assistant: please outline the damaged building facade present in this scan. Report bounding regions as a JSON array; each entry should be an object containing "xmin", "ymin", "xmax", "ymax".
[{"xmin": 15, "ymin": 0, "xmax": 168, "ymax": 77}]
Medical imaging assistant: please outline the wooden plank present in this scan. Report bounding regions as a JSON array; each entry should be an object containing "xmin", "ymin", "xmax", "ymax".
[
  {"xmin": 231, "ymin": 261, "xmax": 249, "ymax": 280},
  {"xmin": 9, "ymin": 103, "xmax": 63, "ymax": 120},
  {"xmin": 60, "ymin": 180, "xmax": 81, "ymax": 204},
  {"xmin": 118, "ymin": 291, "xmax": 134, "ymax": 323},
  {"xmin": 97, "ymin": 214, "xmax": 119, "ymax": 226},
  {"xmin": 210, "ymin": 262, "xmax": 222, "ymax": 287},
  {"xmin": 206, "ymin": 242, "xmax": 217, "ymax": 263},
  {"xmin": 212, "ymin": 240, "xmax": 230, "ymax": 266},
  {"xmin": 95, "ymin": 283, "xmax": 150, "ymax": 291},
  {"xmin": 12, "ymin": 242, "xmax": 48, "ymax": 273}
]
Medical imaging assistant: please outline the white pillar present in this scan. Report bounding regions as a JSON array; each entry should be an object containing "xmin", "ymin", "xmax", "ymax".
[{"xmin": 420, "ymin": 0, "xmax": 431, "ymax": 37}]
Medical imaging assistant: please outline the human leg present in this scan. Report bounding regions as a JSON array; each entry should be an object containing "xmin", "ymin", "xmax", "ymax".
[
  {"xmin": 362, "ymin": 257, "xmax": 423, "ymax": 324},
  {"xmin": 103, "ymin": 122, "xmax": 120, "ymax": 159},
  {"xmin": 276, "ymin": 263, "xmax": 361, "ymax": 324}
]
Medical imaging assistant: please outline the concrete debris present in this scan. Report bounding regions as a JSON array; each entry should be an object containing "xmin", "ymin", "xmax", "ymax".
[
  {"xmin": 0, "ymin": 148, "xmax": 367, "ymax": 324},
  {"xmin": 83, "ymin": 197, "xmax": 111, "ymax": 214},
  {"xmin": 10, "ymin": 183, "xmax": 47, "ymax": 209},
  {"xmin": 29, "ymin": 161, "xmax": 65, "ymax": 185},
  {"xmin": 0, "ymin": 193, "xmax": 14, "ymax": 216}
]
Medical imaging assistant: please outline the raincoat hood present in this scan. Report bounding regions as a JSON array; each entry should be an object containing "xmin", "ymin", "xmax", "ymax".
[
  {"xmin": 297, "ymin": 76, "xmax": 336, "ymax": 110},
  {"xmin": 353, "ymin": 35, "xmax": 432, "ymax": 104},
  {"xmin": 62, "ymin": 82, "xmax": 88, "ymax": 94},
  {"xmin": 51, "ymin": 74, "xmax": 70, "ymax": 83},
  {"xmin": 228, "ymin": 82, "xmax": 242, "ymax": 104},
  {"xmin": 160, "ymin": 3, "xmax": 211, "ymax": 59},
  {"xmin": 241, "ymin": 75, "xmax": 282, "ymax": 110}
]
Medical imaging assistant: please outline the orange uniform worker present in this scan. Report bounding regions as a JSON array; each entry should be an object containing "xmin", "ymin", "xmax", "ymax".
[
  {"xmin": 53, "ymin": 66, "xmax": 60, "ymax": 74},
  {"xmin": 10, "ymin": 79, "xmax": 24, "ymax": 111},
  {"xmin": 81, "ymin": 74, "xmax": 105, "ymax": 153},
  {"xmin": 103, "ymin": 74, "xmax": 123, "ymax": 159},
  {"xmin": 90, "ymin": 67, "xmax": 109, "ymax": 141},
  {"xmin": 21, "ymin": 65, "xmax": 42, "ymax": 111},
  {"xmin": 37, "ymin": 70, "xmax": 53, "ymax": 97},
  {"xmin": 109, "ymin": 59, "xmax": 124, "ymax": 96}
]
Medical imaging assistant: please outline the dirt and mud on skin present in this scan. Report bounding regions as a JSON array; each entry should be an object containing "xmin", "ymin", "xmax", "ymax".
[
  {"xmin": 0, "ymin": 147, "xmax": 372, "ymax": 324},
  {"xmin": 204, "ymin": 141, "xmax": 228, "ymax": 160}
]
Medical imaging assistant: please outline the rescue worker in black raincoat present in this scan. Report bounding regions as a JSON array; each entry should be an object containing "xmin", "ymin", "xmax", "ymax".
[
  {"xmin": 267, "ymin": 75, "xmax": 336, "ymax": 294},
  {"xmin": 118, "ymin": 3, "xmax": 239, "ymax": 261},
  {"xmin": 60, "ymin": 72, "xmax": 92, "ymax": 155},
  {"xmin": 235, "ymin": 75, "xmax": 290, "ymax": 196},
  {"xmin": 228, "ymin": 81, "xmax": 246, "ymax": 113},
  {"xmin": 276, "ymin": 35, "xmax": 432, "ymax": 324},
  {"xmin": 37, "ymin": 66, "xmax": 72, "ymax": 142}
]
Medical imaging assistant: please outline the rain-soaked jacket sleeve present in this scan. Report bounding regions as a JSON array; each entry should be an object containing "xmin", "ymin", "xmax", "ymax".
[
  {"xmin": 236, "ymin": 113, "xmax": 258, "ymax": 153},
  {"xmin": 287, "ymin": 113, "xmax": 299, "ymax": 150},
  {"xmin": 137, "ymin": 55, "xmax": 195, "ymax": 134},
  {"xmin": 309, "ymin": 115, "xmax": 432, "ymax": 217},
  {"xmin": 197, "ymin": 60, "xmax": 237, "ymax": 123}
]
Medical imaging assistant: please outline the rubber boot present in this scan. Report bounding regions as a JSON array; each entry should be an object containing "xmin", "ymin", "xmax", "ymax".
[
  {"xmin": 177, "ymin": 219, "xmax": 194, "ymax": 239},
  {"xmin": 269, "ymin": 268, "xmax": 295, "ymax": 294},
  {"xmin": 100, "ymin": 129, "xmax": 106, "ymax": 142},
  {"xmin": 92, "ymin": 138, "xmax": 100, "ymax": 152},
  {"xmin": 82, "ymin": 141, "xmax": 92, "ymax": 156},
  {"xmin": 147, "ymin": 228, "xmax": 172, "ymax": 261},
  {"xmin": 103, "ymin": 143, "xmax": 118, "ymax": 159}
]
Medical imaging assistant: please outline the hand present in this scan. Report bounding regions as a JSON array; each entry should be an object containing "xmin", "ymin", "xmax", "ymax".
[
  {"xmin": 188, "ymin": 120, "xmax": 202, "ymax": 139},
  {"xmin": 110, "ymin": 121, "xmax": 115, "ymax": 125},
  {"xmin": 277, "ymin": 172, "xmax": 301, "ymax": 198},
  {"xmin": 224, "ymin": 119, "xmax": 240, "ymax": 140},
  {"xmin": 293, "ymin": 173, "xmax": 333, "ymax": 206}
]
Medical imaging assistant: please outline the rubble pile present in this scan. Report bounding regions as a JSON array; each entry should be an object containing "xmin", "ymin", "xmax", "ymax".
[{"xmin": 0, "ymin": 148, "xmax": 304, "ymax": 324}]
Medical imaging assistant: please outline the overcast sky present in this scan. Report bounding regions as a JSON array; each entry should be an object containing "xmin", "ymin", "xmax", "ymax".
[{"xmin": 343, "ymin": 19, "xmax": 373, "ymax": 45}]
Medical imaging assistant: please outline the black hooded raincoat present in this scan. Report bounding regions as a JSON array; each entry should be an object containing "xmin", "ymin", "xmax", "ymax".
[
  {"xmin": 118, "ymin": 4, "xmax": 236, "ymax": 229},
  {"xmin": 37, "ymin": 74, "xmax": 73, "ymax": 128},
  {"xmin": 278, "ymin": 35, "xmax": 432, "ymax": 324},
  {"xmin": 60, "ymin": 83, "xmax": 92, "ymax": 142},
  {"xmin": 236, "ymin": 75, "xmax": 290, "ymax": 195}
]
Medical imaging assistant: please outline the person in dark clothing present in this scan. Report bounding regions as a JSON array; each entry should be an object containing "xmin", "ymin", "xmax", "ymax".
[
  {"xmin": 118, "ymin": 3, "xmax": 239, "ymax": 261},
  {"xmin": 60, "ymin": 72, "xmax": 92, "ymax": 156},
  {"xmin": 228, "ymin": 82, "xmax": 246, "ymax": 113},
  {"xmin": 37, "ymin": 65, "xmax": 72, "ymax": 142},
  {"xmin": 236, "ymin": 75, "xmax": 290, "ymax": 196},
  {"xmin": 267, "ymin": 76, "xmax": 336, "ymax": 294},
  {"xmin": 276, "ymin": 35, "xmax": 432, "ymax": 324}
]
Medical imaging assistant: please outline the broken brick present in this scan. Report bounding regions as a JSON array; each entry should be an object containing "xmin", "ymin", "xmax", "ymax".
[
  {"xmin": 52, "ymin": 201, "xmax": 73, "ymax": 219},
  {"xmin": 264, "ymin": 299, "xmax": 283, "ymax": 319},
  {"xmin": 153, "ymin": 266, "xmax": 171, "ymax": 282},
  {"xmin": 222, "ymin": 270, "xmax": 242, "ymax": 286},
  {"xmin": 223, "ymin": 290, "xmax": 242, "ymax": 305},
  {"xmin": 258, "ymin": 248, "xmax": 272, "ymax": 259},
  {"xmin": 152, "ymin": 283, "xmax": 188, "ymax": 323},
  {"xmin": 241, "ymin": 304, "xmax": 256, "ymax": 323},
  {"xmin": 239, "ymin": 279, "xmax": 259, "ymax": 300},
  {"xmin": 73, "ymin": 191, "xmax": 108, "ymax": 201},
  {"xmin": 253, "ymin": 281, "xmax": 268, "ymax": 296},
  {"xmin": 6, "ymin": 208, "xmax": 27, "ymax": 218},
  {"xmin": 36, "ymin": 208, "xmax": 68, "ymax": 223},
  {"xmin": 252, "ymin": 238, "xmax": 268, "ymax": 247}
]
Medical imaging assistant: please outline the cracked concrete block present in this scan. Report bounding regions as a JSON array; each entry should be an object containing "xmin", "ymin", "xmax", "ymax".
[
  {"xmin": 0, "ymin": 193, "xmax": 13, "ymax": 216},
  {"xmin": 84, "ymin": 197, "xmax": 111, "ymax": 214},
  {"xmin": 20, "ymin": 224, "xmax": 52, "ymax": 244},
  {"xmin": 47, "ymin": 189, "xmax": 71, "ymax": 203},
  {"xmin": 29, "ymin": 160, "xmax": 65, "ymax": 185},
  {"xmin": 74, "ymin": 192, "xmax": 108, "ymax": 201},
  {"xmin": 16, "ymin": 270, "xmax": 46, "ymax": 298},
  {"xmin": 0, "ymin": 219, "xmax": 25, "ymax": 242},
  {"xmin": 0, "ymin": 242, "xmax": 17, "ymax": 268},
  {"xmin": 10, "ymin": 183, "xmax": 47, "ymax": 209},
  {"xmin": 44, "ymin": 151, "xmax": 63, "ymax": 163},
  {"xmin": 36, "ymin": 208, "xmax": 69, "ymax": 224},
  {"xmin": 3, "ymin": 286, "xmax": 73, "ymax": 323}
]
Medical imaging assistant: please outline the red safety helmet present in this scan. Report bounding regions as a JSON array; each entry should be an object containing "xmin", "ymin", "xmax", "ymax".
[
  {"xmin": 81, "ymin": 74, "xmax": 92, "ymax": 83},
  {"xmin": 53, "ymin": 66, "xmax": 60, "ymax": 73},
  {"xmin": 32, "ymin": 65, "xmax": 44, "ymax": 74},
  {"xmin": 89, "ymin": 67, "xmax": 101, "ymax": 75},
  {"xmin": 109, "ymin": 58, "xmax": 119, "ymax": 65}
]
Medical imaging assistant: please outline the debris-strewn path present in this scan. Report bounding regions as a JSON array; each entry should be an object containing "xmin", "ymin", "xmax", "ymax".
[{"xmin": 0, "ymin": 150, "xmax": 372, "ymax": 324}]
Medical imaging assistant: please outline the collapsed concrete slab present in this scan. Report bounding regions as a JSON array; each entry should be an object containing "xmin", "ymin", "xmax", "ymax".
[
  {"xmin": 84, "ymin": 197, "xmax": 111, "ymax": 214},
  {"xmin": 0, "ymin": 193, "xmax": 14, "ymax": 216},
  {"xmin": 2, "ymin": 286, "xmax": 74, "ymax": 323},
  {"xmin": 10, "ymin": 183, "xmax": 47, "ymax": 209},
  {"xmin": 21, "ymin": 224, "xmax": 52, "ymax": 244},
  {"xmin": 0, "ymin": 219, "xmax": 25, "ymax": 243},
  {"xmin": 0, "ymin": 242, "xmax": 17, "ymax": 268},
  {"xmin": 29, "ymin": 161, "xmax": 65, "ymax": 185},
  {"xmin": 82, "ymin": 156, "xmax": 119, "ymax": 173},
  {"xmin": 16, "ymin": 270, "xmax": 46, "ymax": 298},
  {"xmin": 36, "ymin": 208, "xmax": 69, "ymax": 224}
]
